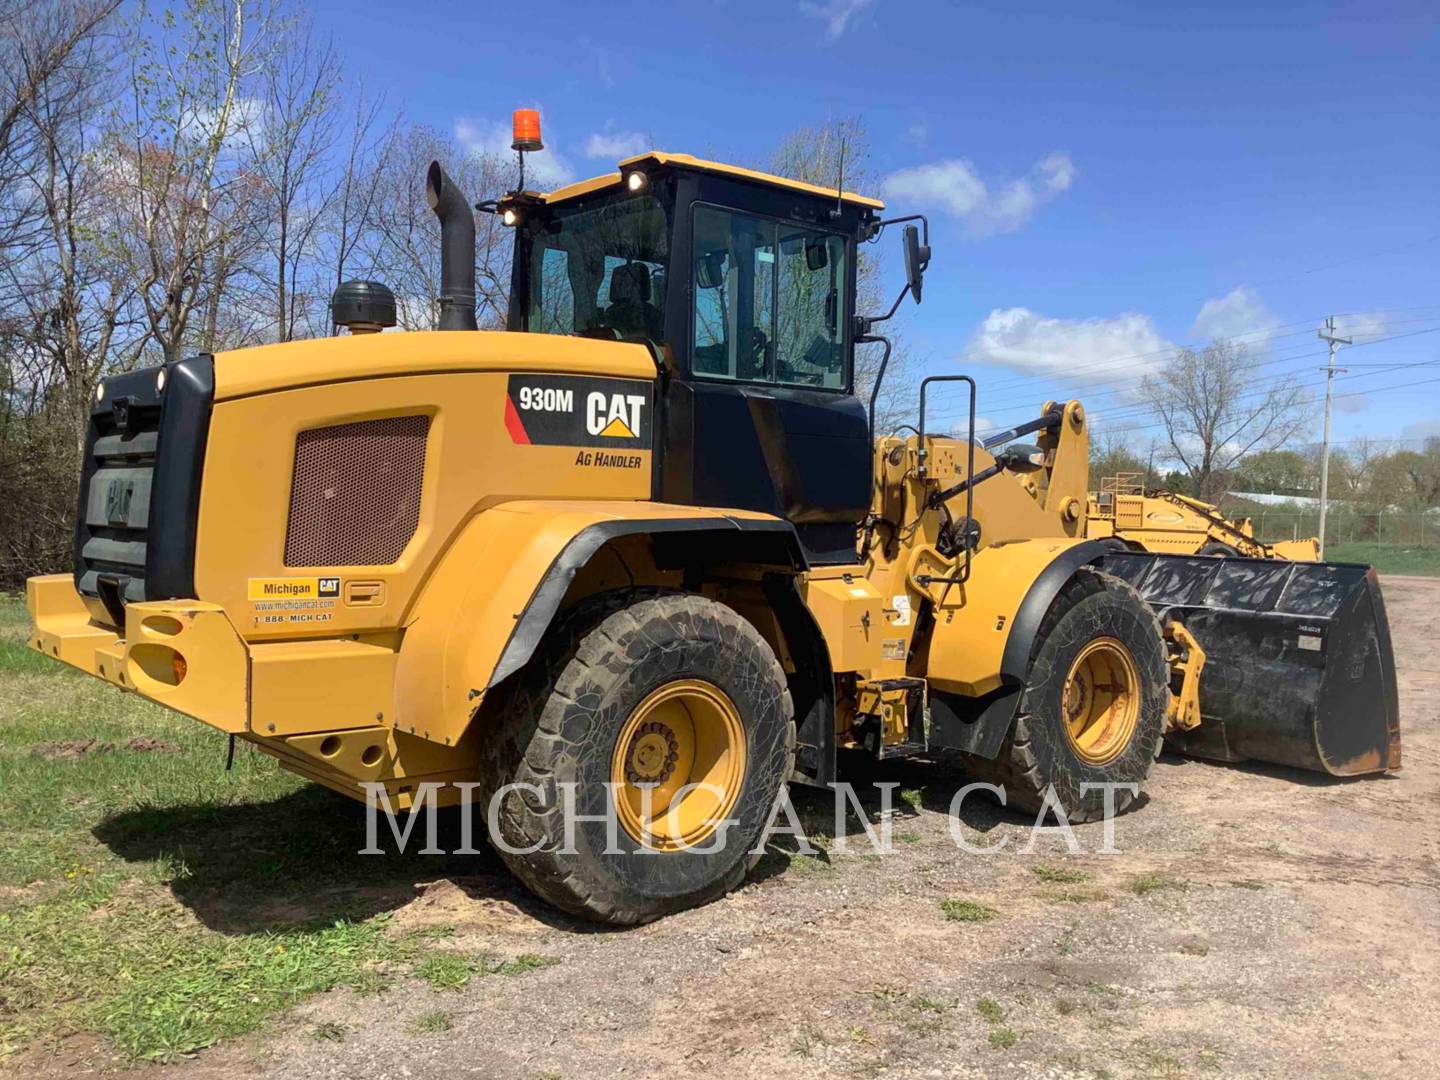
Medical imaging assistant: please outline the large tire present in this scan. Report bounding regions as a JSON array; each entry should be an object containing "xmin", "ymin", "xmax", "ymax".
[
  {"xmin": 477, "ymin": 589, "xmax": 795, "ymax": 925},
  {"xmin": 1197, "ymin": 541, "xmax": 1237, "ymax": 557},
  {"xmin": 964, "ymin": 568, "xmax": 1168, "ymax": 822}
]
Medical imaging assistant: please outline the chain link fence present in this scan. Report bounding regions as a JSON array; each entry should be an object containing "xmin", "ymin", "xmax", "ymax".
[{"xmin": 1229, "ymin": 506, "xmax": 1438, "ymax": 547}]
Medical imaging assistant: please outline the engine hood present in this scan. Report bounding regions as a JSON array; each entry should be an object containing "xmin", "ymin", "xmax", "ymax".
[{"xmin": 211, "ymin": 330, "xmax": 657, "ymax": 402}]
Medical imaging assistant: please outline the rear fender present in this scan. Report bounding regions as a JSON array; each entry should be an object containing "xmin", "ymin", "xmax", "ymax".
[{"xmin": 393, "ymin": 500, "xmax": 805, "ymax": 748}]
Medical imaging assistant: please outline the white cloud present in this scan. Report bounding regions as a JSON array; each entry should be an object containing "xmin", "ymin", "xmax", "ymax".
[
  {"xmin": 902, "ymin": 123, "xmax": 928, "ymax": 148},
  {"xmin": 966, "ymin": 307, "xmax": 1172, "ymax": 382},
  {"xmin": 965, "ymin": 285, "xmax": 1297, "ymax": 386},
  {"xmin": 454, "ymin": 116, "xmax": 575, "ymax": 187},
  {"xmin": 800, "ymin": 0, "xmax": 875, "ymax": 40},
  {"xmin": 1399, "ymin": 418, "xmax": 1440, "ymax": 442},
  {"xmin": 1334, "ymin": 392, "xmax": 1370, "ymax": 415},
  {"xmin": 1334, "ymin": 311, "xmax": 1395, "ymax": 341},
  {"xmin": 1189, "ymin": 285, "xmax": 1278, "ymax": 341},
  {"xmin": 585, "ymin": 131, "xmax": 649, "ymax": 160},
  {"xmin": 184, "ymin": 95, "xmax": 267, "ymax": 150},
  {"xmin": 882, "ymin": 151, "xmax": 1075, "ymax": 237}
]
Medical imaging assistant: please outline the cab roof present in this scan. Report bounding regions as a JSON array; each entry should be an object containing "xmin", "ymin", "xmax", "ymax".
[{"xmin": 540, "ymin": 151, "xmax": 885, "ymax": 210}]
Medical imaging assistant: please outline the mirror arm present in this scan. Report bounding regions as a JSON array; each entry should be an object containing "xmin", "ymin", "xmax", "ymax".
[
  {"xmin": 869, "ymin": 213, "xmax": 930, "ymax": 251},
  {"xmin": 855, "ymin": 281, "xmax": 912, "ymax": 338}
]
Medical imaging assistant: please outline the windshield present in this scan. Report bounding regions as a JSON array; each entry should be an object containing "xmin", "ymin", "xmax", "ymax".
[{"xmin": 521, "ymin": 194, "xmax": 670, "ymax": 345}]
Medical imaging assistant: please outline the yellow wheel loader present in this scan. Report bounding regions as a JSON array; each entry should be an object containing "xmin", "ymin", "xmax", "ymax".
[
  {"xmin": 25, "ymin": 120, "xmax": 1400, "ymax": 924},
  {"xmin": 1086, "ymin": 473, "xmax": 1320, "ymax": 559}
]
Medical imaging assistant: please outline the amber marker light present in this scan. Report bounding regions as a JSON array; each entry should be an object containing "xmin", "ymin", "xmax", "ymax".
[{"xmin": 511, "ymin": 108, "xmax": 543, "ymax": 152}]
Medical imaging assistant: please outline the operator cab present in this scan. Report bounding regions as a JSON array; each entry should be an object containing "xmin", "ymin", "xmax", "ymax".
[{"xmin": 503, "ymin": 152, "xmax": 887, "ymax": 564}]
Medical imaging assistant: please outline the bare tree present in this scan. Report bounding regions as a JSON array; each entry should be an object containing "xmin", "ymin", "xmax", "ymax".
[
  {"xmin": 768, "ymin": 117, "xmax": 919, "ymax": 434},
  {"xmin": 1140, "ymin": 339, "xmax": 1310, "ymax": 500},
  {"xmin": 242, "ymin": 17, "xmax": 340, "ymax": 340},
  {"xmin": 324, "ymin": 79, "xmax": 393, "ymax": 323},
  {"xmin": 105, "ymin": 0, "xmax": 279, "ymax": 360},
  {"xmin": 360, "ymin": 122, "xmax": 511, "ymax": 330},
  {"xmin": 0, "ymin": 0, "xmax": 138, "ymax": 585},
  {"xmin": 1, "ymin": 0, "xmax": 121, "ymax": 251}
]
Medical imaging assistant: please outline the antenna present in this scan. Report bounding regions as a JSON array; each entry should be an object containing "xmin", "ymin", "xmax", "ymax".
[{"xmin": 830, "ymin": 134, "xmax": 846, "ymax": 220}]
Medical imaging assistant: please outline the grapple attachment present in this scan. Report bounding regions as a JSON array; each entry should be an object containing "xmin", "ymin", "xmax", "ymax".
[{"xmin": 1098, "ymin": 553, "xmax": 1401, "ymax": 776}]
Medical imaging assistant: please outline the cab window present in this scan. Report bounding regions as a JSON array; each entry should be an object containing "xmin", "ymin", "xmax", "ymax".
[
  {"xmin": 525, "ymin": 195, "xmax": 669, "ymax": 344},
  {"xmin": 691, "ymin": 205, "xmax": 847, "ymax": 389}
]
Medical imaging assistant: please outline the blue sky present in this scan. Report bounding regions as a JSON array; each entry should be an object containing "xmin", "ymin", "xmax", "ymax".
[{"xmin": 312, "ymin": 0, "xmax": 1438, "ymax": 453}]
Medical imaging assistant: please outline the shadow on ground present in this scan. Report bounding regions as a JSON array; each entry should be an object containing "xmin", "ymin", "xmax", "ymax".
[
  {"xmin": 92, "ymin": 786, "xmax": 585, "ymax": 935},
  {"xmin": 1156, "ymin": 747, "xmax": 1399, "ymax": 787},
  {"xmin": 93, "ymin": 752, "xmax": 1184, "ymax": 935}
]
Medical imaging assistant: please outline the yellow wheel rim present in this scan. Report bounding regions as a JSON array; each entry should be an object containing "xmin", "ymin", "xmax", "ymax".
[
  {"xmin": 1062, "ymin": 637, "xmax": 1141, "ymax": 766},
  {"xmin": 610, "ymin": 679, "xmax": 746, "ymax": 851}
]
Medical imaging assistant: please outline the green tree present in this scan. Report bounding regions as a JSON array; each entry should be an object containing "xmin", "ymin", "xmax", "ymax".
[{"xmin": 1230, "ymin": 449, "xmax": 1315, "ymax": 496}]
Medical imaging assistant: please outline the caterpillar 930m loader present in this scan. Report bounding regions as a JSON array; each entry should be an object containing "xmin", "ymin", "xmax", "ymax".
[
  {"xmin": 26, "ymin": 115, "xmax": 1400, "ymax": 924},
  {"xmin": 1086, "ymin": 473, "xmax": 1321, "ymax": 559}
]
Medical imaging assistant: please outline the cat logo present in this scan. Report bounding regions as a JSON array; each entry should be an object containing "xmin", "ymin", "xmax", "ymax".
[
  {"xmin": 586, "ymin": 391, "xmax": 645, "ymax": 439},
  {"xmin": 105, "ymin": 478, "xmax": 134, "ymax": 524},
  {"xmin": 503, "ymin": 374, "xmax": 652, "ymax": 449}
]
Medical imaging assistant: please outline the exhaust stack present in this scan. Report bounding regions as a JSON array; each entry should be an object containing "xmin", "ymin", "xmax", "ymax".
[{"xmin": 426, "ymin": 160, "xmax": 477, "ymax": 331}]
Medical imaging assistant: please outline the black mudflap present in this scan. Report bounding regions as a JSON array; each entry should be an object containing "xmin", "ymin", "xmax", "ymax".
[{"xmin": 1099, "ymin": 553, "xmax": 1401, "ymax": 776}]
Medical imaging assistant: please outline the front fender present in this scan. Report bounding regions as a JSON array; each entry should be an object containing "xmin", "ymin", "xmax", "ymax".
[
  {"xmin": 392, "ymin": 500, "xmax": 803, "ymax": 748},
  {"xmin": 925, "ymin": 537, "xmax": 1111, "ymax": 697}
]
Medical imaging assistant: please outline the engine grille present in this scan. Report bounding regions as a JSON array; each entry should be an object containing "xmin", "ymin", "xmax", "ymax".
[{"xmin": 283, "ymin": 415, "xmax": 430, "ymax": 567}]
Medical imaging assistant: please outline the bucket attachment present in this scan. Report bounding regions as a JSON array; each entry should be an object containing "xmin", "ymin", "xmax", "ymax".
[{"xmin": 1098, "ymin": 553, "xmax": 1400, "ymax": 776}]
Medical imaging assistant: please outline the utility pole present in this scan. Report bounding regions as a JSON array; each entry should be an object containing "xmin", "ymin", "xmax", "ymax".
[{"xmin": 1317, "ymin": 316, "xmax": 1351, "ymax": 559}]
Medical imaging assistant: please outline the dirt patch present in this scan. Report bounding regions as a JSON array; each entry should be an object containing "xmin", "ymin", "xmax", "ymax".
[
  {"xmin": 33, "ymin": 737, "xmax": 113, "ymax": 759},
  {"xmin": 15, "ymin": 576, "xmax": 1440, "ymax": 1079},
  {"xmin": 31, "ymin": 735, "xmax": 180, "ymax": 759},
  {"xmin": 389, "ymin": 878, "xmax": 551, "ymax": 938},
  {"xmin": 123, "ymin": 735, "xmax": 181, "ymax": 753}
]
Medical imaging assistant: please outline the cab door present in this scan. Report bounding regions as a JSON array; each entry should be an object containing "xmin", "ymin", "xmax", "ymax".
[{"xmin": 660, "ymin": 201, "xmax": 870, "ymax": 565}]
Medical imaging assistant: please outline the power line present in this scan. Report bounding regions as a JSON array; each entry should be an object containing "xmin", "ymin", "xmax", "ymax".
[
  {"xmin": 1089, "ymin": 374, "xmax": 1440, "ymax": 441},
  {"xmin": 921, "ymin": 317, "xmax": 1440, "ymax": 415},
  {"xmin": 969, "ymin": 324, "xmax": 1440, "ymax": 430}
]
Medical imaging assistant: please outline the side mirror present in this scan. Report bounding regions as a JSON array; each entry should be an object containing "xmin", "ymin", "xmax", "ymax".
[{"xmin": 903, "ymin": 224, "xmax": 930, "ymax": 303}]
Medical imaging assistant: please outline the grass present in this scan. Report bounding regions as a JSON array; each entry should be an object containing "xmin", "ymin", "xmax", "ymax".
[
  {"xmin": 1038, "ymin": 885, "xmax": 1111, "ymax": 904},
  {"xmin": 0, "ymin": 594, "xmax": 557, "ymax": 1062},
  {"xmin": 1130, "ymin": 873, "xmax": 1187, "ymax": 897},
  {"xmin": 988, "ymin": 1026, "xmax": 1018, "ymax": 1049},
  {"xmin": 976, "ymin": 997, "xmax": 1005, "ymax": 1023},
  {"xmin": 911, "ymin": 993, "xmax": 951, "ymax": 1014},
  {"xmin": 1030, "ymin": 863, "xmax": 1092, "ymax": 884},
  {"xmin": 1326, "ymin": 542, "xmax": 1440, "ymax": 577},
  {"xmin": 939, "ymin": 897, "xmax": 998, "ymax": 923},
  {"xmin": 413, "ymin": 1009, "xmax": 452, "ymax": 1034},
  {"xmin": 414, "ymin": 953, "xmax": 476, "ymax": 991}
]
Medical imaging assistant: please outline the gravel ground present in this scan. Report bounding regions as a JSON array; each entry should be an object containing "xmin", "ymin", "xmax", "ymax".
[{"xmin": 50, "ymin": 577, "xmax": 1440, "ymax": 1079}]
